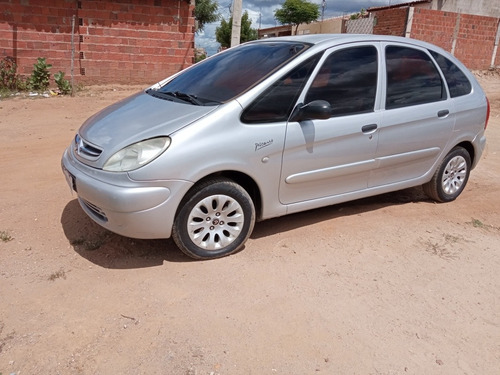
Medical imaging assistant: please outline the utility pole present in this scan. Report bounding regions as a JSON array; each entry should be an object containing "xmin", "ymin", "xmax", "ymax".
[
  {"xmin": 320, "ymin": 0, "xmax": 326, "ymax": 33},
  {"xmin": 230, "ymin": 0, "xmax": 242, "ymax": 47}
]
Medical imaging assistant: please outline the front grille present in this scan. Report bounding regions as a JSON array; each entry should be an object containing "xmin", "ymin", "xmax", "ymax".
[
  {"xmin": 74, "ymin": 134, "xmax": 102, "ymax": 160},
  {"xmin": 81, "ymin": 198, "xmax": 108, "ymax": 222}
]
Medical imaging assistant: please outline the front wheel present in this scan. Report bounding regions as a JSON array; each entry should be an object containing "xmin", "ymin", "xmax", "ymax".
[
  {"xmin": 172, "ymin": 178, "xmax": 256, "ymax": 260},
  {"xmin": 423, "ymin": 146, "xmax": 471, "ymax": 202}
]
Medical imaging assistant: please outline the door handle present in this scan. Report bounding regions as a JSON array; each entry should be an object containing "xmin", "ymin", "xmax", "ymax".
[
  {"xmin": 362, "ymin": 124, "xmax": 378, "ymax": 133},
  {"xmin": 438, "ymin": 109, "xmax": 450, "ymax": 118}
]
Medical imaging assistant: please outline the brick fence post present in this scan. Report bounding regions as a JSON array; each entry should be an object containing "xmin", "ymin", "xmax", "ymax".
[
  {"xmin": 491, "ymin": 19, "xmax": 500, "ymax": 68},
  {"xmin": 405, "ymin": 7, "xmax": 414, "ymax": 37},
  {"xmin": 450, "ymin": 13, "xmax": 461, "ymax": 56}
]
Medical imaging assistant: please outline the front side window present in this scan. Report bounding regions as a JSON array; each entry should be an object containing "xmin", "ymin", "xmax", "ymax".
[
  {"xmin": 429, "ymin": 50, "xmax": 472, "ymax": 98},
  {"xmin": 241, "ymin": 54, "xmax": 320, "ymax": 123},
  {"xmin": 386, "ymin": 46, "xmax": 445, "ymax": 109},
  {"xmin": 151, "ymin": 42, "xmax": 310, "ymax": 105},
  {"xmin": 305, "ymin": 46, "xmax": 378, "ymax": 117}
]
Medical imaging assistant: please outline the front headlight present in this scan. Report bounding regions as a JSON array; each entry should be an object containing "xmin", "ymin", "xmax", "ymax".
[{"xmin": 103, "ymin": 137, "xmax": 171, "ymax": 172}]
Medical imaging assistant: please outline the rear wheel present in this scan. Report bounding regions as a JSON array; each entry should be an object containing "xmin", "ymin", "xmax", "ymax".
[
  {"xmin": 423, "ymin": 146, "xmax": 471, "ymax": 202},
  {"xmin": 172, "ymin": 178, "xmax": 255, "ymax": 260}
]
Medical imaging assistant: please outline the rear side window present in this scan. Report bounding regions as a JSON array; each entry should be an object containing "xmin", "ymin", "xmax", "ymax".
[
  {"xmin": 305, "ymin": 46, "xmax": 378, "ymax": 117},
  {"xmin": 386, "ymin": 46, "xmax": 445, "ymax": 109},
  {"xmin": 429, "ymin": 50, "xmax": 472, "ymax": 98},
  {"xmin": 242, "ymin": 55, "xmax": 320, "ymax": 123}
]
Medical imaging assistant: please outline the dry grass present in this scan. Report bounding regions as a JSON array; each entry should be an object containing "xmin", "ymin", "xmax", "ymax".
[{"xmin": 0, "ymin": 230, "xmax": 13, "ymax": 242}]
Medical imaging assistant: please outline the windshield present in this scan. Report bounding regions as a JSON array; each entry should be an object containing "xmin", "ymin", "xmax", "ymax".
[{"xmin": 152, "ymin": 42, "xmax": 310, "ymax": 105}]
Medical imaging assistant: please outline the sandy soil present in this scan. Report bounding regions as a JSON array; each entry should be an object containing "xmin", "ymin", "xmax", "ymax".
[{"xmin": 0, "ymin": 76, "xmax": 499, "ymax": 375}]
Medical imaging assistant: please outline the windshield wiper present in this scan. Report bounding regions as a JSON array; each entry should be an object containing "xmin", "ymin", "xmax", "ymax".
[
  {"xmin": 146, "ymin": 89, "xmax": 177, "ymax": 101},
  {"xmin": 165, "ymin": 91, "xmax": 203, "ymax": 106},
  {"xmin": 147, "ymin": 89, "xmax": 220, "ymax": 106}
]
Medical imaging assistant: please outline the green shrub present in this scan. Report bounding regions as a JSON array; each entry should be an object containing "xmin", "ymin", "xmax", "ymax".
[
  {"xmin": 194, "ymin": 52, "xmax": 207, "ymax": 63},
  {"xmin": 29, "ymin": 57, "xmax": 52, "ymax": 91},
  {"xmin": 0, "ymin": 56, "xmax": 23, "ymax": 91},
  {"xmin": 54, "ymin": 71, "xmax": 72, "ymax": 95}
]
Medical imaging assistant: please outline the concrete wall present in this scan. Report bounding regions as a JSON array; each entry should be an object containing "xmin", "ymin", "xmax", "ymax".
[
  {"xmin": 345, "ymin": 16, "xmax": 374, "ymax": 34},
  {"xmin": 258, "ymin": 25, "xmax": 292, "ymax": 38},
  {"xmin": 0, "ymin": 0, "xmax": 195, "ymax": 85},
  {"xmin": 431, "ymin": 0, "xmax": 500, "ymax": 18},
  {"xmin": 297, "ymin": 17, "xmax": 344, "ymax": 35}
]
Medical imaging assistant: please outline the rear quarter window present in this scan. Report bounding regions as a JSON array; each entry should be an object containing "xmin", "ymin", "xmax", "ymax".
[{"xmin": 429, "ymin": 50, "xmax": 472, "ymax": 98}]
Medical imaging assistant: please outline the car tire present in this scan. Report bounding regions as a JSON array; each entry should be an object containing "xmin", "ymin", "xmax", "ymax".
[
  {"xmin": 423, "ymin": 146, "xmax": 471, "ymax": 203},
  {"xmin": 172, "ymin": 178, "xmax": 256, "ymax": 260}
]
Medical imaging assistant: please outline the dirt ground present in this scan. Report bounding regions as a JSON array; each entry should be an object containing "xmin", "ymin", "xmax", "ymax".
[{"xmin": 0, "ymin": 74, "xmax": 499, "ymax": 375}]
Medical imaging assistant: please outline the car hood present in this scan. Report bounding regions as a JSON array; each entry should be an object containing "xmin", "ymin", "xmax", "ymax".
[{"xmin": 79, "ymin": 91, "xmax": 218, "ymax": 154}]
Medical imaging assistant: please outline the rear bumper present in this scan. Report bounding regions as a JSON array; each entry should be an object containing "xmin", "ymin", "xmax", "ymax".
[{"xmin": 472, "ymin": 132, "xmax": 487, "ymax": 169}]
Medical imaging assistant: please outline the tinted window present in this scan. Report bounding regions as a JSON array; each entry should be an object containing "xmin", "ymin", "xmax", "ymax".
[
  {"xmin": 241, "ymin": 55, "xmax": 320, "ymax": 123},
  {"xmin": 155, "ymin": 42, "xmax": 309, "ymax": 104},
  {"xmin": 305, "ymin": 46, "xmax": 378, "ymax": 117},
  {"xmin": 386, "ymin": 46, "xmax": 445, "ymax": 109},
  {"xmin": 430, "ymin": 50, "xmax": 472, "ymax": 98}
]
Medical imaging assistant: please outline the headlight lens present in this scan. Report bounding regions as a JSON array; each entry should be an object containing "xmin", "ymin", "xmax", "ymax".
[{"xmin": 103, "ymin": 137, "xmax": 171, "ymax": 172}]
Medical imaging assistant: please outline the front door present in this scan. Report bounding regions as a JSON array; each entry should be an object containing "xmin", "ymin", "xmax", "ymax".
[{"xmin": 279, "ymin": 44, "xmax": 382, "ymax": 205}]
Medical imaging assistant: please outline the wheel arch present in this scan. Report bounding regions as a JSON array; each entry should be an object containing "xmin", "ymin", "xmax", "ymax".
[
  {"xmin": 455, "ymin": 141, "xmax": 475, "ymax": 166},
  {"xmin": 175, "ymin": 170, "xmax": 263, "ymax": 221}
]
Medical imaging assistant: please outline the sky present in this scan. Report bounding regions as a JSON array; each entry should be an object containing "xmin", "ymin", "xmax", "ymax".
[{"xmin": 195, "ymin": 0, "xmax": 409, "ymax": 55}]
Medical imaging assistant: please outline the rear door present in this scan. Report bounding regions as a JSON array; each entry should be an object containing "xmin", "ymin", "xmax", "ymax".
[
  {"xmin": 369, "ymin": 43, "xmax": 455, "ymax": 187},
  {"xmin": 279, "ymin": 44, "xmax": 382, "ymax": 205}
]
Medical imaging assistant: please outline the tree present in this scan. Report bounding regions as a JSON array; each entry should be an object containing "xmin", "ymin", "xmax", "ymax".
[
  {"xmin": 194, "ymin": 49, "xmax": 207, "ymax": 63},
  {"xmin": 195, "ymin": 0, "xmax": 220, "ymax": 33},
  {"xmin": 274, "ymin": 0, "xmax": 320, "ymax": 35},
  {"xmin": 350, "ymin": 8, "xmax": 367, "ymax": 20},
  {"xmin": 215, "ymin": 11, "xmax": 258, "ymax": 48}
]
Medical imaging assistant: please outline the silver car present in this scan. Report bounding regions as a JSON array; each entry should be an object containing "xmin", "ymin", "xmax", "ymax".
[{"xmin": 62, "ymin": 34, "xmax": 489, "ymax": 259}]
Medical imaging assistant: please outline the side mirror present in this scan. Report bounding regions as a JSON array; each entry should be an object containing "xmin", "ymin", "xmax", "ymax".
[{"xmin": 290, "ymin": 100, "xmax": 332, "ymax": 122}]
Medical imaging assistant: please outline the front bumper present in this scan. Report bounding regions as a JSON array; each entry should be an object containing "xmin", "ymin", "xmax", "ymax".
[{"xmin": 61, "ymin": 147, "xmax": 193, "ymax": 239}]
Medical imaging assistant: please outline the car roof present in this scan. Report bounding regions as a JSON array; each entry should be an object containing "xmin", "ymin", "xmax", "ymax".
[{"xmin": 255, "ymin": 34, "xmax": 437, "ymax": 50}]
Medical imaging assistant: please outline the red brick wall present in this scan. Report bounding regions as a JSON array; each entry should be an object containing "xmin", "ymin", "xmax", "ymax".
[
  {"xmin": 0, "ymin": 0, "xmax": 195, "ymax": 85},
  {"xmin": 410, "ymin": 8, "xmax": 499, "ymax": 70},
  {"xmin": 0, "ymin": 1, "xmax": 75, "ymax": 77},
  {"xmin": 371, "ymin": 7, "xmax": 500, "ymax": 70},
  {"xmin": 453, "ymin": 14, "xmax": 499, "ymax": 70},
  {"xmin": 372, "ymin": 8, "xmax": 409, "ymax": 37},
  {"xmin": 410, "ymin": 9, "xmax": 456, "ymax": 52}
]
